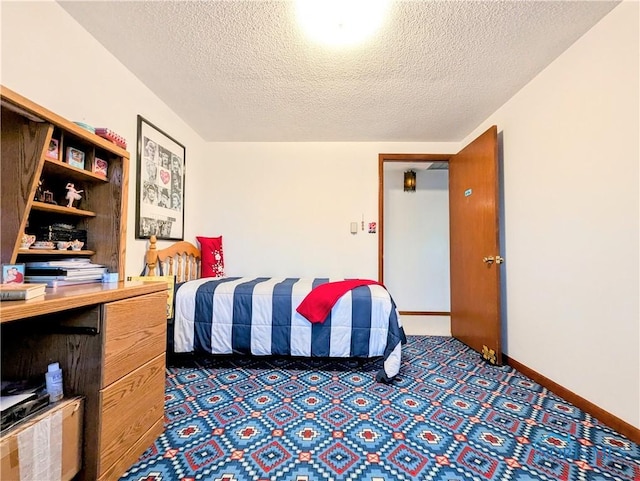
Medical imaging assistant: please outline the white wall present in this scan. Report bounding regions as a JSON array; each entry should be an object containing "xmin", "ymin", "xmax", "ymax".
[
  {"xmin": 464, "ymin": 1, "xmax": 639, "ymax": 428},
  {"xmin": 384, "ymin": 168, "xmax": 450, "ymax": 311},
  {"xmin": 190, "ymin": 142, "xmax": 457, "ymax": 280},
  {"xmin": 0, "ymin": 0, "xmax": 207, "ymax": 277}
]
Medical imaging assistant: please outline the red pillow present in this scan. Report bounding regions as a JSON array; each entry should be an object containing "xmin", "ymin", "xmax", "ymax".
[{"xmin": 196, "ymin": 236, "xmax": 225, "ymax": 278}]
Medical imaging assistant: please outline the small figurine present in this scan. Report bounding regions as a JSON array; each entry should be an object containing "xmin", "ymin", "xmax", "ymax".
[
  {"xmin": 20, "ymin": 234, "xmax": 36, "ymax": 249},
  {"xmin": 65, "ymin": 182, "xmax": 83, "ymax": 208},
  {"xmin": 35, "ymin": 179, "xmax": 44, "ymax": 201}
]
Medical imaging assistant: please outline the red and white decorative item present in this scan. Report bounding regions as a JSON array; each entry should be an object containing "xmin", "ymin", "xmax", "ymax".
[
  {"xmin": 196, "ymin": 236, "xmax": 225, "ymax": 278},
  {"xmin": 95, "ymin": 127, "xmax": 127, "ymax": 149},
  {"xmin": 92, "ymin": 157, "xmax": 108, "ymax": 177}
]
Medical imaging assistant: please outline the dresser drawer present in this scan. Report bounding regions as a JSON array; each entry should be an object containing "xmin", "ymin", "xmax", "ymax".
[
  {"xmin": 98, "ymin": 353, "xmax": 165, "ymax": 478},
  {"xmin": 102, "ymin": 290, "xmax": 166, "ymax": 387}
]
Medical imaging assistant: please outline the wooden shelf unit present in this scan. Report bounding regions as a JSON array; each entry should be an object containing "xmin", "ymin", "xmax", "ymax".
[
  {"xmin": 0, "ymin": 87, "xmax": 163, "ymax": 480},
  {"xmin": 0, "ymin": 85, "xmax": 129, "ymax": 278}
]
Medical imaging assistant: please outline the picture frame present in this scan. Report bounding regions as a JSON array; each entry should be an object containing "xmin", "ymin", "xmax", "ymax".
[
  {"xmin": 92, "ymin": 157, "xmax": 108, "ymax": 177},
  {"xmin": 135, "ymin": 115, "xmax": 185, "ymax": 240},
  {"xmin": 2, "ymin": 263, "xmax": 25, "ymax": 284},
  {"xmin": 66, "ymin": 147, "xmax": 85, "ymax": 169},
  {"xmin": 46, "ymin": 138, "xmax": 59, "ymax": 160}
]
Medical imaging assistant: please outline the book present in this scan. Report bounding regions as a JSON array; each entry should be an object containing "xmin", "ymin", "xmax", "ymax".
[
  {"xmin": 25, "ymin": 267, "xmax": 107, "ymax": 278},
  {"xmin": 25, "ymin": 259, "xmax": 101, "ymax": 269},
  {"xmin": 25, "ymin": 273, "xmax": 103, "ymax": 281},
  {"xmin": 0, "ymin": 283, "xmax": 47, "ymax": 301},
  {"xmin": 24, "ymin": 276, "xmax": 102, "ymax": 287},
  {"xmin": 26, "ymin": 258, "xmax": 90, "ymax": 266}
]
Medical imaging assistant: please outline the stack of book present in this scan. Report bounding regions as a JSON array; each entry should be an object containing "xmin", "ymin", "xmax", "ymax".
[
  {"xmin": 0, "ymin": 283, "xmax": 47, "ymax": 301},
  {"xmin": 25, "ymin": 258, "xmax": 106, "ymax": 287}
]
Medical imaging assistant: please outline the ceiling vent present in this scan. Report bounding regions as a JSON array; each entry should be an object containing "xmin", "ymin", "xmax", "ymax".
[{"xmin": 427, "ymin": 161, "xmax": 449, "ymax": 170}]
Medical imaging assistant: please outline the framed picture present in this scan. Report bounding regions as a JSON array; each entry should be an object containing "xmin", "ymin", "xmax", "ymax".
[
  {"xmin": 92, "ymin": 157, "xmax": 108, "ymax": 177},
  {"xmin": 46, "ymin": 138, "xmax": 59, "ymax": 160},
  {"xmin": 2, "ymin": 263, "xmax": 25, "ymax": 284},
  {"xmin": 135, "ymin": 115, "xmax": 185, "ymax": 240},
  {"xmin": 66, "ymin": 147, "xmax": 85, "ymax": 169}
]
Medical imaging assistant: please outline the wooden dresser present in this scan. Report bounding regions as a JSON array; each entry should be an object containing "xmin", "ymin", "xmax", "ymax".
[{"xmin": 0, "ymin": 281, "xmax": 167, "ymax": 480}]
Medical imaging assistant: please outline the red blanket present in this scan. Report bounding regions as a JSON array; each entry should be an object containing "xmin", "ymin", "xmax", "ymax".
[{"xmin": 296, "ymin": 279, "xmax": 382, "ymax": 324}]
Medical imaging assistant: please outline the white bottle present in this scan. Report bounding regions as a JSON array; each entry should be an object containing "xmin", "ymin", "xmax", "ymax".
[{"xmin": 45, "ymin": 362, "xmax": 64, "ymax": 402}]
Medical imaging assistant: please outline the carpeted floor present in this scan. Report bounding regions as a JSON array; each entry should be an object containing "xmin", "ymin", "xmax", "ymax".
[{"xmin": 120, "ymin": 336, "xmax": 639, "ymax": 480}]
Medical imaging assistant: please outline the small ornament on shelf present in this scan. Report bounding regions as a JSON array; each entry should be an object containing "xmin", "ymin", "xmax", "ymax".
[
  {"xmin": 46, "ymin": 138, "xmax": 59, "ymax": 160},
  {"xmin": 92, "ymin": 157, "xmax": 108, "ymax": 177},
  {"xmin": 65, "ymin": 182, "xmax": 83, "ymax": 208},
  {"xmin": 34, "ymin": 179, "xmax": 44, "ymax": 201},
  {"xmin": 70, "ymin": 239, "xmax": 84, "ymax": 251},
  {"xmin": 43, "ymin": 190, "xmax": 57, "ymax": 205},
  {"xmin": 66, "ymin": 146, "xmax": 86, "ymax": 169},
  {"xmin": 20, "ymin": 234, "xmax": 36, "ymax": 250}
]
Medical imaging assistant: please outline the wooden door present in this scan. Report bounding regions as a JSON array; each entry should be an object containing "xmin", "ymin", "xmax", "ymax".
[{"xmin": 449, "ymin": 125, "xmax": 502, "ymax": 365}]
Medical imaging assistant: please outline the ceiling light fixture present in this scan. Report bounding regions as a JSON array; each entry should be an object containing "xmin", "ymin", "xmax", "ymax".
[{"xmin": 296, "ymin": 0, "xmax": 390, "ymax": 47}]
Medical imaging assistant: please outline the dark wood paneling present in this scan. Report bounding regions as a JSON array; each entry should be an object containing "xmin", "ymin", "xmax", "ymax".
[{"xmin": 0, "ymin": 109, "xmax": 51, "ymax": 264}]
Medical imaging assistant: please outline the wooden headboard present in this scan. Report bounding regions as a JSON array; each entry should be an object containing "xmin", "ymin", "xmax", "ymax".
[{"xmin": 144, "ymin": 235, "xmax": 201, "ymax": 282}]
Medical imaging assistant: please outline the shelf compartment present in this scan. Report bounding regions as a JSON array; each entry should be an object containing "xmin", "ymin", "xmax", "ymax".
[
  {"xmin": 43, "ymin": 158, "xmax": 108, "ymax": 183},
  {"xmin": 30, "ymin": 201, "xmax": 96, "ymax": 217}
]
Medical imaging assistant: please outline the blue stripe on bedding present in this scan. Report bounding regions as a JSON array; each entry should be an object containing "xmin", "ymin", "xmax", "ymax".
[
  {"xmin": 385, "ymin": 297, "xmax": 406, "ymax": 357},
  {"xmin": 232, "ymin": 277, "xmax": 270, "ymax": 353},
  {"xmin": 311, "ymin": 278, "xmax": 330, "ymax": 357},
  {"xmin": 351, "ymin": 285, "xmax": 372, "ymax": 357},
  {"xmin": 194, "ymin": 277, "xmax": 241, "ymax": 352},
  {"xmin": 271, "ymin": 278, "xmax": 298, "ymax": 355}
]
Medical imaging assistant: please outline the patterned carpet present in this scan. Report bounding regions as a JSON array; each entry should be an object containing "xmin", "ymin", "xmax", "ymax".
[{"xmin": 120, "ymin": 336, "xmax": 639, "ymax": 481}]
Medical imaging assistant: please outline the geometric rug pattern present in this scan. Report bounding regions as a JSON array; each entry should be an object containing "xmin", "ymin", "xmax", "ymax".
[{"xmin": 120, "ymin": 336, "xmax": 640, "ymax": 481}]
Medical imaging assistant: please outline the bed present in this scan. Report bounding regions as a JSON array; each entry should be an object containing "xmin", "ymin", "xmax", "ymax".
[{"xmin": 143, "ymin": 236, "xmax": 406, "ymax": 382}]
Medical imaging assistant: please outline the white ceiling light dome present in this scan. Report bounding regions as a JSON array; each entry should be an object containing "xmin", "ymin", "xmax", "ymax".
[{"xmin": 296, "ymin": 0, "xmax": 391, "ymax": 47}]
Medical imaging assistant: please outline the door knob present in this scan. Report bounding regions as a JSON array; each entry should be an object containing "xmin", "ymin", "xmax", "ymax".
[{"xmin": 483, "ymin": 256, "xmax": 494, "ymax": 264}]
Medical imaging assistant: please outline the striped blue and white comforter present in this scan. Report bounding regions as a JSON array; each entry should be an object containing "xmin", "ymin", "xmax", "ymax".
[{"xmin": 173, "ymin": 277, "xmax": 406, "ymax": 382}]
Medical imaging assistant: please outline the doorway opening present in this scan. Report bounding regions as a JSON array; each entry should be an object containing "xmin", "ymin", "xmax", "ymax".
[
  {"xmin": 379, "ymin": 127, "xmax": 502, "ymax": 364},
  {"xmin": 378, "ymin": 154, "xmax": 452, "ymax": 322}
]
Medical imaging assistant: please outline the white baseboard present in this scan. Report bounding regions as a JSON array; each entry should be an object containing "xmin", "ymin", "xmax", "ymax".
[{"xmin": 400, "ymin": 315, "xmax": 451, "ymax": 336}]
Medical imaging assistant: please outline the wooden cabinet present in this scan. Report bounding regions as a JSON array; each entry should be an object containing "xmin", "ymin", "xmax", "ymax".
[
  {"xmin": 0, "ymin": 86, "xmax": 128, "ymax": 278},
  {"xmin": 0, "ymin": 282, "xmax": 167, "ymax": 480},
  {"xmin": 0, "ymin": 87, "xmax": 160, "ymax": 479}
]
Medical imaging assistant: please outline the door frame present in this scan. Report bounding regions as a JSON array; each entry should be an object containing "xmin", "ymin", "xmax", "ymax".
[{"xmin": 378, "ymin": 153, "xmax": 452, "ymax": 316}]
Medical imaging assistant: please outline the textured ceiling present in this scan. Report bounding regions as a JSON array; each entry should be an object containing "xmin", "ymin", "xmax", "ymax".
[{"xmin": 58, "ymin": 1, "xmax": 619, "ymax": 142}]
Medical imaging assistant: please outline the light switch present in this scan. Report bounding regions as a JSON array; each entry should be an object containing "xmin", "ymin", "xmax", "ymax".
[{"xmin": 350, "ymin": 222, "xmax": 358, "ymax": 234}]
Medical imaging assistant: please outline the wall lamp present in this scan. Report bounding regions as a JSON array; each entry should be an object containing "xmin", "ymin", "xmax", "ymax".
[{"xmin": 404, "ymin": 170, "xmax": 416, "ymax": 192}]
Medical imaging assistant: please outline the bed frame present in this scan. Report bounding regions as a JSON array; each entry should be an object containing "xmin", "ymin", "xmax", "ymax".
[{"xmin": 144, "ymin": 235, "xmax": 201, "ymax": 282}]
